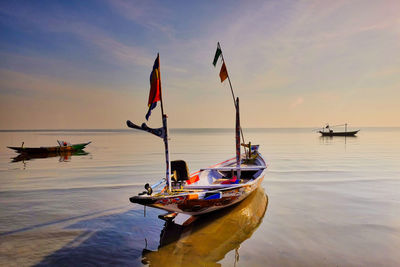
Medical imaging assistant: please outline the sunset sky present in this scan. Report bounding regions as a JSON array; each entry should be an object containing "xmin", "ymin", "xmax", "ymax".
[{"xmin": 1, "ymin": 0, "xmax": 399, "ymax": 129}]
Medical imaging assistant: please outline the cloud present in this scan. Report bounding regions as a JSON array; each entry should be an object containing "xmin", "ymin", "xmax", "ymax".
[
  {"xmin": 0, "ymin": 2, "xmax": 154, "ymax": 67},
  {"xmin": 290, "ymin": 97, "xmax": 304, "ymax": 109},
  {"xmin": 104, "ymin": 0, "xmax": 175, "ymax": 39},
  {"xmin": 0, "ymin": 68, "xmax": 144, "ymax": 129},
  {"xmin": 73, "ymin": 24, "xmax": 153, "ymax": 67},
  {"xmin": 0, "ymin": 68, "xmax": 112, "ymax": 100}
]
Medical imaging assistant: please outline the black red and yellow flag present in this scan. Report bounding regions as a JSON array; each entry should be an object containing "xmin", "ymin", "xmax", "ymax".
[{"xmin": 145, "ymin": 54, "xmax": 161, "ymax": 120}]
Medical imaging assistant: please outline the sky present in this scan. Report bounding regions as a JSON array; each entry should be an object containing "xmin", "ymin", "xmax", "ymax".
[{"xmin": 0, "ymin": 0, "xmax": 399, "ymax": 129}]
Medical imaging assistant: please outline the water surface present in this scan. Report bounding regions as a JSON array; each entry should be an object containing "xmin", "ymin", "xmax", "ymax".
[{"xmin": 0, "ymin": 128, "xmax": 399, "ymax": 266}]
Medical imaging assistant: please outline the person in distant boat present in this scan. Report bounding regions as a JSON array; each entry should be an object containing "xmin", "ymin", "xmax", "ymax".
[{"xmin": 63, "ymin": 142, "xmax": 67, "ymax": 146}]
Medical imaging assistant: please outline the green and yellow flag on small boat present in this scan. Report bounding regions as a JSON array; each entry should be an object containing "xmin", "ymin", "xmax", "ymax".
[{"xmin": 212, "ymin": 43, "xmax": 228, "ymax": 83}]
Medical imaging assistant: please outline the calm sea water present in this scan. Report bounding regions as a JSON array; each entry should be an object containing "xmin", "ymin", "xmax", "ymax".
[{"xmin": 0, "ymin": 128, "xmax": 399, "ymax": 266}]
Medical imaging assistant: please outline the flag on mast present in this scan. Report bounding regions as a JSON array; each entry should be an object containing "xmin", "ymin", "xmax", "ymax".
[
  {"xmin": 145, "ymin": 54, "xmax": 161, "ymax": 121},
  {"xmin": 219, "ymin": 62, "xmax": 228, "ymax": 82},
  {"xmin": 212, "ymin": 44, "xmax": 229, "ymax": 83},
  {"xmin": 213, "ymin": 46, "xmax": 222, "ymax": 66}
]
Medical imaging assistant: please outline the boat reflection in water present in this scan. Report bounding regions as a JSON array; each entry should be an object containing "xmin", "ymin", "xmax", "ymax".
[
  {"xmin": 11, "ymin": 150, "xmax": 89, "ymax": 163},
  {"xmin": 142, "ymin": 187, "xmax": 268, "ymax": 266}
]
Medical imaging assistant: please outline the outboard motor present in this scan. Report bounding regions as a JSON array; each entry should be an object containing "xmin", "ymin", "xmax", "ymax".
[{"xmin": 171, "ymin": 160, "xmax": 189, "ymax": 187}]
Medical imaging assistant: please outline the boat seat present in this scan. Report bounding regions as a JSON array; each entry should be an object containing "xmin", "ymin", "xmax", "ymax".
[
  {"xmin": 213, "ymin": 177, "xmax": 240, "ymax": 184},
  {"xmin": 171, "ymin": 160, "xmax": 189, "ymax": 183}
]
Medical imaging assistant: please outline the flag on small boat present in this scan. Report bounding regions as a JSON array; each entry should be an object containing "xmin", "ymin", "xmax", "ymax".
[
  {"xmin": 219, "ymin": 62, "xmax": 228, "ymax": 82},
  {"xmin": 213, "ymin": 44, "xmax": 229, "ymax": 83},
  {"xmin": 213, "ymin": 46, "xmax": 222, "ymax": 66},
  {"xmin": 145, "ymin": 54, "xmax": 161, "ymax": 121}
]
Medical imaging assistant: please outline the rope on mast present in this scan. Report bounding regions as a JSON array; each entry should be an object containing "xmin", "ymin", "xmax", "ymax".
[{"xmin": 217, "ymin": 42, "xmax": 247, "ymax": 153}]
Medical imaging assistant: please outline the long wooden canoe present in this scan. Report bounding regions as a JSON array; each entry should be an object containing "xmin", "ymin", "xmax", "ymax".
[{"xmin": 8, "ymin": 141, "xmax": 91, "ymax": 154}]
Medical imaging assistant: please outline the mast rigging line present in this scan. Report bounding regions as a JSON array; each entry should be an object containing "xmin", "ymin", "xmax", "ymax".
[{"xmin": 217, "ymin": 42, "xmax": 246, "ymax": 150}]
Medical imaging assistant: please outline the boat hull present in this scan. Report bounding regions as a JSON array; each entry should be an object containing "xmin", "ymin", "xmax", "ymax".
[
  {"xmin": 7, "ymin": 142, "xmax": 91, "ymax": 154},
  {"xmin": 131, "ymin": 176, "xmax": 264, "ymax": 216},
  {"xmin": 319, "ymin": 130, "xmax": 359, "ymax": 136},
  {"xmin": 162, "ymin": 176, "xmax": 262, "ymax": 215}
]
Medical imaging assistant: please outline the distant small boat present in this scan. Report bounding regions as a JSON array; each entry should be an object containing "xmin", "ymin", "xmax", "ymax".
[
  {"xmin": 319, "ymin": 130, "xmax": 359, "ymax": 136},
  {"xmin": 7, "ymin": 140, "xmax": 91, "ymax": 154},
  {"xmin": 319, "ymin": 123, "xmax": 359, "ymax": 136}
]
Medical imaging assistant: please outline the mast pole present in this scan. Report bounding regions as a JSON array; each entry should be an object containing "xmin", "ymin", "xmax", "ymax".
[
  {"xmin": 235, "ymin": 97, "xmax": 241, "ymax": 179},
  {"xmin": 217, "ymin": 42, "xmax": 247, "ymax": 151},
  {"xmin": 157, "ymin": 53, "xmax": 171, "ymax": 192}
]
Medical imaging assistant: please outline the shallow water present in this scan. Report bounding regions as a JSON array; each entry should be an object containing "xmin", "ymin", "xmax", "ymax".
[{"xmin": 0, "ymin": 128, "xmax": 399, "ymax": 266}]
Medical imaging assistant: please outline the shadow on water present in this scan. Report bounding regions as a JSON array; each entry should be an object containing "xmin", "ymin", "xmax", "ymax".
[
  {"xmin": 33, "ymin": 187, "xmax": 268, "ymax": 266},
  {"xmin": 0, "ymin": 207, "xmax": 125, "ymax": 237},
  {"xmin": 319, "ymin": 135, "xmax": 358, "ymax": 146},
  {"xmin": 319, "ymin": 135, "xmax": 357, "ymax": 139},
  {"xmin": 32, "ymin": 208, "xmax": 165, "ymax": 266},
  {"xmin": 318, "ymin": 133, "xmax": 358, "ymax": 142},
  {"xmin": 10, "ymin": 150, "xmax": 89, "ymax": 163}
]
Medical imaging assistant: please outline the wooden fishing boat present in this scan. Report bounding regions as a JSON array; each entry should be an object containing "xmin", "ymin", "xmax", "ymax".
[
  {"xmin": 319, "ymin": 123, "xmax": 359, "ymax": 137},
  {"xmin": 127, "ymin": 46, "xmax": 267, "ymax": 225},
  {"xmin": 7, "ymin": 141, "xmax": 91, "ymax": 154},
  {"xmin": 129, "ymin": 146, "xmax": 266, "ymax": 218},
  {"xmin": 319, "ymin": 130, "xmax": 359, "ymax": 136}
]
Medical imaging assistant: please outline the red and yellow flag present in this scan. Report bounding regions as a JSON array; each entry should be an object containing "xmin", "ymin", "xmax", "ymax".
[{"xmin": 145, "ymin": 54, "xmax": 161, "ymax": 120}]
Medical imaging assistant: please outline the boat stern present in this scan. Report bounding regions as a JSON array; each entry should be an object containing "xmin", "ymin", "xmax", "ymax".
[{"xmin": 129, "ymin": 195, "xmax": 158, "ymax": 205}]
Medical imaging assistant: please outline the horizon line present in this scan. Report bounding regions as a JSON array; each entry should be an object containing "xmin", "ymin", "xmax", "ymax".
[{"xmin": 1, "ymin": 126, "xmax": 400, "ymax": 132}]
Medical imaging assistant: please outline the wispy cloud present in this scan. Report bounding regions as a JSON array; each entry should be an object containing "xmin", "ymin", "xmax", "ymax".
[
  {"xmin": 72, "ymin": 23, "xmax": 153, "ymax": 67},
  {"xmin": 104, "ymin": 0, "xmax": 175, "ymax": 39},
  {"xmin": 0, "ymin": 2, "xmax": 154, "ymax": 67}
]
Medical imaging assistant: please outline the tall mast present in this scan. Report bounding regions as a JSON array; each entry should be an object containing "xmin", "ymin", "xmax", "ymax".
[
  {"xmin": 126, "ymin": 53, "xmax": 171, "ymax": 192},
  {"xmin": 157, "ymin": 54, "xmax": 171, "ymax": 192},
  {"xmin": 235, "ymin": 97, "xmax": 241, "ymax": 179}
]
